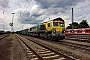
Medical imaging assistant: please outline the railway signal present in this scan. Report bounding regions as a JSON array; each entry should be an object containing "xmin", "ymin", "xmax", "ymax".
[{"xmin": 9, "ymin": 22, "xmax": 13, "ymax": 26}]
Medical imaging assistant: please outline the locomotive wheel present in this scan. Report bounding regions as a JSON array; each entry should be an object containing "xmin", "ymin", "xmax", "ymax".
[
  {"xmin": 42, "ymin": 36, "xmax": 45, "ymax": 39},
  {"xmin": 50, "ymin": 36, "xmax": 53, "ymax": 40}
]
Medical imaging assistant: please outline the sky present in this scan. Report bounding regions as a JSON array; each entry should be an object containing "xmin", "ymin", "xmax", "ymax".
[{"xmin": 0, "ymin": 0, "xmax": 90, "ymax": 31}]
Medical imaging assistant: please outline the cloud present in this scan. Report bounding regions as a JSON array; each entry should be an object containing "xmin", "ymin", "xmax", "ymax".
[
  {"xmin": 34, "ymin": 0, "xmax": 84, "ymax": 8},
  {"xmin": 72, "ymin": 0, "xmax": 90, "ymax": 23},
  {"xmin": 14, "ymin": 8, "xmax": 43, "ymax": 25},
  {"xmin": 30, "ymin": 0, "xmax": 86, "ymax": 22},
  {"xmin": 0, "ymin": 0, "xmax": 9, "ymax": 9},
  {"xmin": 13, "ymin": 0, "xmax": 90, "ymax": 31},
  {"xmin": 0, "ymin": 23, "xmax": 6, "ymax": 30}
]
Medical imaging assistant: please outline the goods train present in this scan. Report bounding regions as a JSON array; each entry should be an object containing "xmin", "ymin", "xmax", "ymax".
[{"xmin": 16, "ymin": 17, "xmax": 65, "ymax": 41}]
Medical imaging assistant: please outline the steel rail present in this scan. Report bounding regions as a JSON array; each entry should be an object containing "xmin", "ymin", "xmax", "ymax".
[
  {"xmin": 19, "ymin": 34, "xmax": 76, "ymax": 60},
  {"xmin": 16, "ymin": 35, "xmax": 45, "ymax": 60},
  {"xmin": 59, "ymin": 41, "xmax": 90, "ymax": 53},
  {"xmin": 0, "ymin": 34, "xmax": 9, "ymax": 40}
]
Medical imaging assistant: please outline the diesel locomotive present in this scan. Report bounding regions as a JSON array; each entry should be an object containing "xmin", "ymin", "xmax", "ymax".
[{"xmin": 17, "ymin": 17, "xmax": 65, "ymax": 41}]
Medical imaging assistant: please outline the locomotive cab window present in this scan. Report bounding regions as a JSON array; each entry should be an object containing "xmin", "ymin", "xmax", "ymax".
[
  {"xmin": 53, "ymin": 22, "xmax": 58, "ymax": 26},
  {"xmin": 59, "ymin": 22, "xmax": 64, "ymax": 27},
  {"xmin": 48, "ymin": 23, "xmax": 52, "ymax": 27}
]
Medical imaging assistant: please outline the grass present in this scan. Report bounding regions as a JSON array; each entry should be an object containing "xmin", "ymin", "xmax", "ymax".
[{"xmin": 10, "ymin": 33, "xmax": 14, "ymax": 38}]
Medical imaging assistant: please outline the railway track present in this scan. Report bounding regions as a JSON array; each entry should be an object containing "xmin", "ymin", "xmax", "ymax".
[
  {"xmin": 59, "ymin": 41, "xmax": 90, "ymax": 54},
  {"xmin": 65, "ymin": 34, "xmax": 90, "ymax": 43},
  {"xmin": 0, "ymin": 34, "xmax": 9, "ymax": 40},
  {"xmin": 65, "ymin": 38, "xmax": 90, "ymax": 43},
  {"xmin": 16, "ymin": 34, "xmax": 76, "ymax": 60}
]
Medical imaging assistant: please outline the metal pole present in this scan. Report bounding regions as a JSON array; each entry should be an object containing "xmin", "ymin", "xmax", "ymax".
[
  {"xmin": 11, "ymin": 13, "xmax": 15, "ymax": 32},
  {"xmin": 72, "ymin": 8, "xmax": 73, "ymax": 29},
  {"xmin": 3, "ymin": 25, "xmax": 4, "ymax": 30}
]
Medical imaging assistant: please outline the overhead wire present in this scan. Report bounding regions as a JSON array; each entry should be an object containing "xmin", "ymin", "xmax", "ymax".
[
  {"xmin": 31, "ymin": 0, "xmax": 55, "ymax": 16},
  {"xmin": 39, "ymin": 0, "xmax": 66, "ymax": 18},
  {"xmin": 20, "ymin": 0, "xmax": 24, "ymax": 3},
  {"xmin": 26, "ymin": 0, "xmax": 65, "ymax": 24},
  {"xmin": 30, "ymin": 0, "xmax": 60, "ymax": 25},
  {"xmin": 0, "ymin": 10, "xmax": 9, "ymax": 31},
  {"xmin": 29, "ymin": 1, "xmax": 56, "ymax": 28},
  {"xmin": 16, "ymin": 0, "xmax": 30, "ymax": 24},
  {"xmin": 17, "ymin": 0, "xmax": 32, "ymax": 21},
  {"xmin": 20, "ymin": 0, "xmax": 32, "ymax": 18},
  {"xmin": 17, "ymin": 0, "xmax": 66, "ymax": 30},
  {"xmin": 0, "ymin": 18, "xmax": 7, "ymax": 25},
  {"xmin": 0, "ymin": 10, "xmax": 8, "ymax": 25},
  {"xmin": 29, "ymin": 0, "xmax": 66, "ymax": 29},
  {"xmin": 16, "ymin": 0, "xmax": 32, "ymax": 29}
]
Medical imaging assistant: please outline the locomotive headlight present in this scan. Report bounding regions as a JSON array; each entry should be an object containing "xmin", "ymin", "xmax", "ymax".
[
  {"xmin": 53, "ymin": 30, "xmax": 56, "ymax": 33},
  {"xmin": 52, "ymin": 28, "xmax": 56, "ymax": 34},
  {"xmin": 54, "ymin": 30, "xmax": 56, "ymax": 32}
]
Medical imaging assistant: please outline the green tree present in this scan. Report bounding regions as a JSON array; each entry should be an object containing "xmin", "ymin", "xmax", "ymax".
[
  {"xmin": 66, "ymin": 22, "xmax": 79, "ymax": 29},
  {"xmin": 66, "ymin": 20, "xmax": 89, "ymax": 29},
  {"xmin": 78, "ymin": 20, "xmax": 89, "ymax": 28},
  {"xmin": 66, "ymin": 24, "xmax": 72, "ymax": 29}
]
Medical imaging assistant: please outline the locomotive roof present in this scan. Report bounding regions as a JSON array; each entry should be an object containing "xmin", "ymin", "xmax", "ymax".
[
  {"xmin": 28, "ymin": 17, "xmax": 64, "ymax": 29},
  {"xmin": 53, "ymin": 17, "xmax": 64, "ymax": 21},
  {"xmin": 43, "ymin": 17, "xmax": 64, "ymax": 23}
]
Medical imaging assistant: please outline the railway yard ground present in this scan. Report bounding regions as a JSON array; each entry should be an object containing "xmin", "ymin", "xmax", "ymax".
[{"xmin": 0, "ymin": 34, "xmax": 90, "ymax": 60}]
